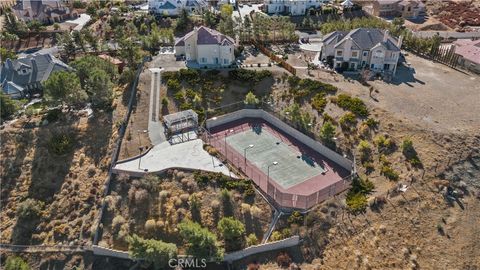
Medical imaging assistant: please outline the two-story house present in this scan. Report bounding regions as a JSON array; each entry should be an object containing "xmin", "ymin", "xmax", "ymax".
[
  {"xmin": 321, "ymin": 28, "xmax": 402, "ymax": 75},
  {"xmin": 12, "ymin": 0, "xmax": 78, "ymax": 24},
  {"xmin": 174, "ymin": 26, "xmax": 236, "ymax": 68},
  {"xmin": 358, "ymin": 0, "xmax": 424, "ymax": 19},
  {"xmin": 263, "ymin": 0, "xmax": 330, "ymax": 16},
  {"xmin": 1, "ymin": 53, "xmax": 71, "ymax": 99},
  {"xmin": 148, "ymin": 0, "xmax": 209, "ymax": 16}
]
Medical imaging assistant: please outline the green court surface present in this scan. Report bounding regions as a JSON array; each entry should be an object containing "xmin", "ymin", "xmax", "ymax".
[{"xmin": 226, "ymin": 128, "xmax": 326, "ymax": 189}]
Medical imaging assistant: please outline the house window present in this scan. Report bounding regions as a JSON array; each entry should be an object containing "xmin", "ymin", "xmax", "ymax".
[
  {"xmin": 336, "ymin": 50, "xmax": 343, "ymax": 57},
  {"xmin": 224, "ymin": 59, "xmax": 228, "ymax": 64},
  {"xmin": 351, "ymin": 51, "xmax": 358, "ymax": 58},
  {"xmin": 201, "ymin": 57, "xmax": 207, "ymax": 63},
  {"xmin": 363, "ymin": 51, "xmax": 368, "ymax": 57},
  {"xmin": 350, "ymin": 62, "xmax": 355, "ymax": 69}
]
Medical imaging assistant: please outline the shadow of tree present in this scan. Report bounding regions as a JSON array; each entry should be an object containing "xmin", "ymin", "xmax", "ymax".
[
  {"xmin": 28, "ymin": 118, "xmax": 77, "ymax": 203},
  {"xmin": 83, "ymin": 111, "xmax": 113, "ymax": 167}
]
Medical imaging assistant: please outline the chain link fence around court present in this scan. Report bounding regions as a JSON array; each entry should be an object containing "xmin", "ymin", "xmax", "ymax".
[{"xmin": 202, "ymin": 127, "xmax": 351, "ymax": 210}]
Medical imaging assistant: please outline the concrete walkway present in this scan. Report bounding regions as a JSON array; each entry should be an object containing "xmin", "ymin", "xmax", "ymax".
[
  {"xmin": 114, "ymin": 139, "xmax": 232, "ymax": 176},
  {"xmin": 148, "ymin": 68, "xmax": 166, "ymax": 145}
]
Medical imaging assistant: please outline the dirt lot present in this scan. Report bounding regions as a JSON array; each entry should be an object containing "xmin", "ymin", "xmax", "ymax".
[{"xmin": 302, "ymin": 54, "xmax": 480, "ymax": 135}]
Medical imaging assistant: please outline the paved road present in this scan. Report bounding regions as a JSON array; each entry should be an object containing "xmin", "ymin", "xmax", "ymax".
[{"xmin": 148, "ymin": 68, "xmax": 166, "ymax": 145}]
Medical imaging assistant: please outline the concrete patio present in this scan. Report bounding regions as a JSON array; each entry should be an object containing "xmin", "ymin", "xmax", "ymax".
[{"xmin": 113, "ymin": 139, "xmax": 232, "ymax": 177}]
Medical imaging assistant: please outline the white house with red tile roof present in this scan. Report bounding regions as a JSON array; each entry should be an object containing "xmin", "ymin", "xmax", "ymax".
[
  {"xmin": 174, "ymin": 26, "xmax": 236, "ymax": 68},
  {"xmin": 453, "ymin": 39, "xmax": 480, "ymax": 74}
]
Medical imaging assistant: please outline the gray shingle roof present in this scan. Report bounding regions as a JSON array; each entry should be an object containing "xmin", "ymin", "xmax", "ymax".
[
  {"xmin": 175, "ymin": 26, "xmax": 235, "ymax": 46},
  {"xmin": 1, "ymin": 53, "xmax": 71, "ymax": 92},
  {"xmin": 334, "ymin": 28, "xmax": 400, "ymax": 51}
]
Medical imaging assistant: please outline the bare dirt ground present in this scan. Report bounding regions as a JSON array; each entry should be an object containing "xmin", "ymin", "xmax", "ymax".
[{"xmin": 303, "ymin": 54, "xmax": 480, "ymax": 135}]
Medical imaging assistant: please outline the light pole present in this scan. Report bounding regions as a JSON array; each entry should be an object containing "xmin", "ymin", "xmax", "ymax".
[
  {"xmin": 224, "ymin": 129, "xmax": 233, "ymax": 158},
  {"xmin": 244, "ymin": 144, "xmax": 254, "ymax": 169},
  {"xmin": 267, "ymin": 161, "xmax": 279, "ymax": 186}
]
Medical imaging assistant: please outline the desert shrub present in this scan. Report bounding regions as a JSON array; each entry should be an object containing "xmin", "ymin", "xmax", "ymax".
[
  {"xmin": 250, "ymin": 206, "xmax": 262, "ymax": 218},
  {"xmin": 162, "ymin": 71, "xmax": 179, "ymax": 83},
  {"xmin": 48, "ymin": 133, "xmax": 74, "ymax": 155},
  {"xmin": 5, "ymin": 256, "xmax": 30, "ymax": 270},
  {"xmin": 167, "ymin": 78, "xmax": 181, "ymax": 92},
  {"xmin": 364, "ymin": 118, "xmax": 379, "ymax": 128},
  {"xmin": 335, "ymin": 94, "xmax": 369, "ymax": 117},
  {"xmin": 287, "ymin": 211, "xmax": 304, "ymax": 225},
  {"xmin": 178, "ymin": 220, "xmax": 222, "ymax": 259},
  {"xmin": 381, "ymin": 165, "xmax": 399, "ymax": 181},
  {"xmin": 244, "ymin": 91, "xmax": 259, "ymax": 105},
  {"xmin": 179, "ymin": 193, "xmax": 190, "ymax": 203},
  {"xmin": 276, "ymin": 252, "xmax": 292, "ymax": 268},
  {"xmin": 374, "ymin": 135, "xmax": 395, "ymax": 153},
  {"xmin": 241, "ymin": 203, "xmax": 251, "ymax": 214},
  {"xmin": 288, "ymin": 76, "xmax": 337, "ymax": 100},
  {"xmin": 339, "ymin": 112, "xmax": 357, "ymax": 129},
  {"xmin": 246, "ymin": 233, "xmax": 258, "ymax": 247},
  {"xmin": 220, "ymin": 189, "xmax": 231, "ymax": 203},
  {"xmin": 311, "ymin": 92, "xmax": 327, "ymax": 112},
  {"xmin": 401, "ymin": 138, "xmax": 422, "ymax": 166},
  {"xmin": 1, "ymin": 91, "xmax": 19, "ymax": 120},
  {"xmin": 281, "ymin": 228, "xmax": 291, "ymax": 238},
  {"xmin": 211, "ymin": 199, "xmax": 221, "ymax": 211},
  {"xmin": 112, "ymin": 215, "xmax": 126, "ymax": 233},
  {"xmin": 161, "ymin": 97, "xmax": 169, "ymax": 107},
  {"xmin": 357, "ymin": 140, "xmax": 372, "ymax": 162},
  {"xmin": 270, "ymin": 231, "xmax": 283, "ymax": 241},
  {"xmin": 145, "ymin": 219, "xmax": 156, "ymax": 233},
  {"xmin": 134, "ymin": 189, "xmax": 149, "ymax": 206},
  {"xmin": 228, "ymin": 69, "xmax": 271, "ymax": 82},
  {"xmin": 159, "ymin": 190, "xmax": 170, "ymax": 202},
  {"xmin": 17, "ymin": 199, "xmax": 43, "ymax": 221},
  {"xmin": 128, "ymin": 234, "xmax": 177, "ymax": 269}
]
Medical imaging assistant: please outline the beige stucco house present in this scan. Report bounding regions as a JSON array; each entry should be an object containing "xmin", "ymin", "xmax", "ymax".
[
  {"xmin": 12, "ymin": 0, "xmax": 78, "ymax": 24},
  {"xmin": 174, "ymin": 26, "xmax": 236, "ymax": 68},
  {"xmin": 358, "ymin": 0, "xmax": 424, "ymax": 19},
  {"xmin": 321, "ymin": 28, "xmax": 402, "ymax": 75}
]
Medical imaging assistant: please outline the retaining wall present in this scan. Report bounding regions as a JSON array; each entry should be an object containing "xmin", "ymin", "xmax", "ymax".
[
  {"xmin": 206, "ymin": 109, "xmax": 353, "ymax": 171},
  {"xmin": 92, "ymin": 245, "xmax": 130, "ymax": 260},
  {"xmin": 224, "ymin": 236, "xmax": 300, "ymax": 263}
]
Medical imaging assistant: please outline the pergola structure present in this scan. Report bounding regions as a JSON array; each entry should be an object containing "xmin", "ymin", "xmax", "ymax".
[{"xmin": 163, "ymin": 109, "xmax": 199, "ymax": 137}]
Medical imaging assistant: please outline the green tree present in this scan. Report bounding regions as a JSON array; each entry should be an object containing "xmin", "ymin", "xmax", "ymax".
[
  {"xmin": 119, "ymin": 38, "xmax": 143, "ymax": 68},
  {"xmin": 5, "ymin": 256, "xmax": 30, "ymax": 270},
  {"xmin": 217, "ymin": 217, "xmax": 245, "ymax": 251},
  {"xmin": 246, "ymin": 233, "xmax": 258, "ymax": 246},
  {"xmin": 43, "ymin": 71, "xmax": 87, "ymax": 107},
  {"xmin": 86, "ymin": 69, "xmax": 114, "ymax": 107},
  {"xmin": 218, "ymin": 16, "xmax": 235, "ymax": 37},
  {"xmin": 244, "ymin": 91, "xmax": 259, "ymax": 105},
  {"xmin": 57, "ymin": 31, "xmax": 76, "ymax": 61},
  {"xmin": 178, "ymin": 220, "xmax": 222, "ymax": 259},
  {"xmin": 319, "ymin": 121, "xmax": 336, "ymax": 145},
  {"xmin": 175, "ymin": 9, "xmax": 191, "ymax": 33},
  {"xmin": 1, "ymin": 47, "xmax": 17, "ymax": 63},
  {"xmin": 220, "ymin": 4, "xmax": 234, "ymax": 17},
  {"xmin": 1, "ymin": 91, "xmax": 18, "ymax": 120},
  {"xmin": 72, "ymin": 55, "xmax": 118, "ymax": 86},
  {"xmin": 17, "ymin": 199, "xmax": 44, "ymax": 221},
  {"xmin": 26, "ymin": 20, "xmax": 46, "ymax": 32},
  {"xmin": 128, "ymin": 235, "xmax": 177, "ymax": 269},
  {"xmin": 203, "ymin": 10, "xmax": 217, "ymax": 27}
]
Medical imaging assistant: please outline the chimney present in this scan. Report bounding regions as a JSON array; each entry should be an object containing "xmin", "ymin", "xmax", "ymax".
[
  {"xmin": 6, "ymin": 58, "xmax": 14, "ymax": 69},
  {"xmin": 397, "ymin": 35, "xmax": 404, "ymax": 49},
  {"xmin": 31, "ymin": 57, "xmax": 37, "ymax": 74},
  {"xmin": 383, "ymin": 30, "xmax": 389, "ymax": 43}
]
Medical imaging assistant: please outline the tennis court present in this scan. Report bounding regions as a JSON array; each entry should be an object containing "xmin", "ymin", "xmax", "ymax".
[{"xmin": 227, "ymin": 126, "xmax": 327, "ymax": 189}]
